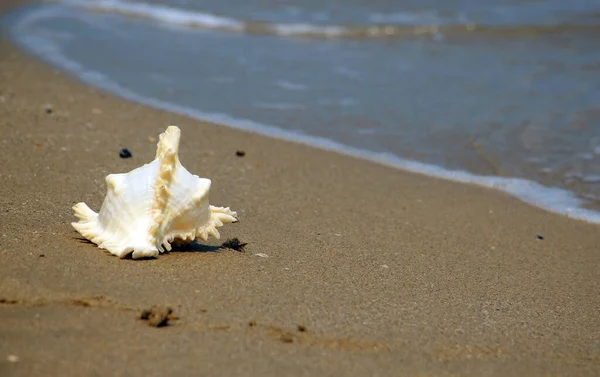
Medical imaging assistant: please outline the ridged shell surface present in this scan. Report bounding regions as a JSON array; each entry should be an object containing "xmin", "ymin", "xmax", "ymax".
[{"xmin": 72, "ymin": 126, "xmax": 237, "ymax": 259}]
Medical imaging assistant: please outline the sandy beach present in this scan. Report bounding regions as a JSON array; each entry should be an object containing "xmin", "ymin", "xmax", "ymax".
[{"xmin": 0, "ymin": 1, "xmax": 599, "ymax": 376}]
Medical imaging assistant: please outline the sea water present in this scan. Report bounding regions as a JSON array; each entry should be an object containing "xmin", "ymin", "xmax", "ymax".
[{"xmin": 3, "ymin": 0, "xmax": 600, "ymax": 222}]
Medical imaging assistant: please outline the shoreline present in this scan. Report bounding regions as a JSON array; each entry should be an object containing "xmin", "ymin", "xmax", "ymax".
[
  {"xmin": 1, "ymin": 1, "xmax": 599, "ymax": 376},
  {"xmin": 6, "ymin": 0, "xmax": 600, "ymax": 223}
]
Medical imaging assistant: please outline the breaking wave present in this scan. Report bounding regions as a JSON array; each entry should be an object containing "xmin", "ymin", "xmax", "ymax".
[{"xmin": 57, "ymin": 0, "xmax": 600, "ymax": 39}]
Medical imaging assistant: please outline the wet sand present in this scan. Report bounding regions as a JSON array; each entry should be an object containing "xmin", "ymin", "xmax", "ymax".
[{"xmin": 0, "ymin": 1, "xmax": 599, "ymax": 376}]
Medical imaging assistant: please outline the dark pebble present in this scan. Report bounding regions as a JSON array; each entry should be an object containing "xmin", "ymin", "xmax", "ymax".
[
  {"xmin": 235, "ymin": 150, "xmax": 246, "ymax": 157},
  {"xmin": 119, "ymin": 148, "xmax": 132, "ymax": 158},
  {"xmin": 536, "ymin": 234, "xmax": 544, "ymax": 240},
  {"xmin": 222, "ymin": 238, "xmax": 248, "ymax": 252},
  {"xmin": 45, "ymin": 107, "xmax": 53, "ymax": 114},
  {"xmin": 138, "ymin": 306, "xmax": 174, "ymax": 328}
]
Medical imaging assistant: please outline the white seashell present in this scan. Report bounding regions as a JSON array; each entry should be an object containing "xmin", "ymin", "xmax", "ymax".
[{"xmin": 72, "ymin": 125, "xmax": 237, "ymax": 259}]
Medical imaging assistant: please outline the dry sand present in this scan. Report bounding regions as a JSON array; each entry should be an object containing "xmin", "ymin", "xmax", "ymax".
[{"xmin": 0, "ymin": 2, "xmax": 599, "ymax": 376}]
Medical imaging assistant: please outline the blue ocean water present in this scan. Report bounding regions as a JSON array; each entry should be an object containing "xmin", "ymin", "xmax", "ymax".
[{"xmin": 3, "ymin": 0, "xmax": 600, "ymax": 221}]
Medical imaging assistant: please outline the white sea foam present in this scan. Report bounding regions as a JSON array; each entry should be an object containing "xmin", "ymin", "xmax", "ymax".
[
  {"xmin": 58, "ymin": 0, "xmax": 355, "ymax": 37},
  {"xmin": 49, "ymin": 0, "xmax": 600, "ymax": 40},
  {"xmin": 59, "ymin": 0, "xmax": 244, "ymax": 31},
  {"xmin": 52, "ymin": 0, "xmax": 458, "ymax": 38},
  {"xmin": 268, "ymin": 22, "xmax": 346, "ymax": 37},
  {"xmin": 8, "ymin": 4, "xmax": 600, "ymax": 224}
]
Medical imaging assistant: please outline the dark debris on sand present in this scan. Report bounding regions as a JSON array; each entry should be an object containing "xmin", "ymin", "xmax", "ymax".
[
  {"xmin": 222, "ymin": 238, "xmax": 248, "ymax": 252},
  {"xmin": 138, "ymin": 306, "xmax": 178, "ymax": 327},
  {"xmin": 119, "ymin": 148, "xmax": 132, "ymax": 159}
]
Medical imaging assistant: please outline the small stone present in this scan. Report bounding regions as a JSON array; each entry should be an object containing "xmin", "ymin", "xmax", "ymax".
[
  {"xmin": 297, "ymin": 324, "xmax": 307, "ymax": 332},
  {"xmin": 138, "ymin": 306, "xmax": 176, "ymax": 327},
  {"xmin": 222, "ymin": 238, "xmax": 248, "ymax": 252},
  {"xmin": 536, "ymin": 234, "xmax": 544, "ymax": 240},
  {"xmin": 119, "ymin": 148, "xmax": 132, "ymax": 159},
  {"xmin": 138, "ymin": 309, "xmax": 152, "ymax": 320},
  {"xmin": 254, "ymin": 253, "xmax": 268, "ymax": 258},
  {"xmin": 7, "ymin": 355, "xmax": 19, "ymax": 363},
  {"xmin": 248, "ymin": 320, "xmax": 257, "ymax": 327},
  {"xmin": 45, "ymin": 107, "xmax": 53, "ymax": 114},
  {"xmin": 235, "ymin": 150, "xmax": 246, "ymax": 157}
]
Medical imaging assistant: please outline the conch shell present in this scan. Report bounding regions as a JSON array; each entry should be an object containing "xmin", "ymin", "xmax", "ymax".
[{"xmin": 72, "ymin": 125, "xmax": 237, "ymax": 259}]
